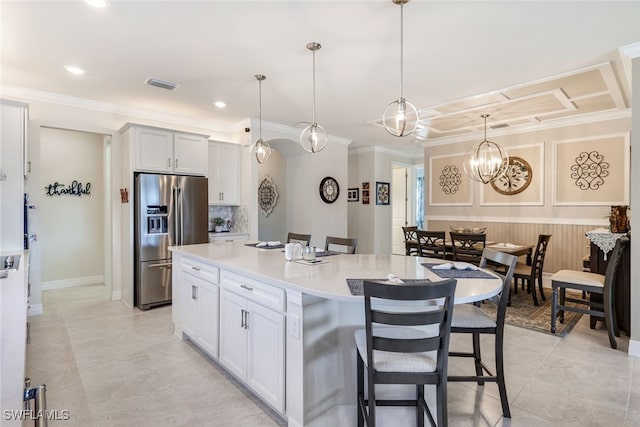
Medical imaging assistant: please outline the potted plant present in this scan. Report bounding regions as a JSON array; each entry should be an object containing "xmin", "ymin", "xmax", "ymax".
[{"xmin": 213, "ymin": 217, "xmax": 226, "ymax": 232}]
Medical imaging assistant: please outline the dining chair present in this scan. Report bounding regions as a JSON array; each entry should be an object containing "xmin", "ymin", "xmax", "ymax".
[
  {"xmin": 448, "ymin": 248, "xmax": 518, "ymax": 419},
  {"xmin": 325, "ymin": 236, "xmax": 357, "ymax": 254},
  {"xmin": 286, "ymin": 232, "xmax": 311, "ymax": 246},
  {"xmin": 355, "ymin": 278, "xmax": 457, "ymax": 427},
  {"xmin": 402, "ymin": 226, "xmax": 419, "ymax": 256},
  {"xmin": 449, "ymin": 232, "xmax": 486, "ymax": 266},
  {"xmin": 415, "ymin": 230, "xmax": 446, "ymax": 259},
  {"xmin": 512, "ymin": 234, "xmax": 552, "ymax": 306},
  {"xmin": 550, "ymin": 236, "xmax": 628, "ymax": 349}
]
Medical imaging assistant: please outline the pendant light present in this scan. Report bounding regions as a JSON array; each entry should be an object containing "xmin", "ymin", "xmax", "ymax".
[
  {"xmin": 250, "ymin": 74, "xmax": 272, "ymax": 164},
  {"xmin": 300, "ymin": 42, "xmax": 328, "ymax": 153},
  {"xmin": 382, "ymin": 0, "xmax": 418, "ymax": 137},
  {"xmin": 463, "ymin": 114, "xmax": 509, "ymax": 184}
]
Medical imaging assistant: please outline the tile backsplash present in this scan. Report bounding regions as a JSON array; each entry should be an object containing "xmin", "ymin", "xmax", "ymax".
[{"xmin": 208, "ymin": 205, "xmax": 248, "ymax": 233}]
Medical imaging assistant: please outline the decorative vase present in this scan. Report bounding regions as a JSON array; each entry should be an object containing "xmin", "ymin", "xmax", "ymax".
[
  {"xmin": 609, "ymin": 205, "xmax": 630, "ymax": 233},
  {"xmin": 214, "ymin": 225, "xmax": 223, "ymax": 233}
]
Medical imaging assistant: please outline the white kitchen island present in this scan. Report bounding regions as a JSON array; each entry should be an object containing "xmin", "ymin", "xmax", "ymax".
[{"xmin": 170, "ymin": 241, "xmax": 502, "ymax": 427}]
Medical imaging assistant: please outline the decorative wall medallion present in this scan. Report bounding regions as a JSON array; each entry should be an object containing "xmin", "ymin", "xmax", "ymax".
[
  {"xmin": 439, "ymin": 165, "xmax": 462, "ymax": 195},
  {"xmin": 490, "ymin": 156, "xmax": 532, "ymax": 195},
  {"xmin": 571, "ymin": 151, "xmax": 609, "ymax": 190},
  {"xmin": 258, "ymin": 175, "xmax": 278, "ymax": 217}
]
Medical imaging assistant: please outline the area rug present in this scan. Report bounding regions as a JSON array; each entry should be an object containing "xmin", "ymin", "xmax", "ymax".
[{"xmin": 480, "ymin": 288, "xmax": 584, "ymax": 337}]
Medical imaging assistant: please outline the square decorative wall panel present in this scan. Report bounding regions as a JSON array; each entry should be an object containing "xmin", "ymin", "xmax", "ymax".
[
  {"xmin": 429, "ymin": 152, "xmax": 472, "ymax": 206},
  {"xmin": 553, "ymin": 133, "xmax": 629, "ymax": 206},
  {"xmin": 480, "ymin": 142, "xmax": 544, "ymax": 206}
]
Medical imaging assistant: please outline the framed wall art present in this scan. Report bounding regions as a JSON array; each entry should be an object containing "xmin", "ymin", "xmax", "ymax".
[
  {"xmin": 362, "ymin": 182, "xmax": 370, "ymax": 204},
  {"xmin": 552, "ymin": 133, "xmax": 629, "ymax": 206},
  {"xmin": 428, "ymin": 152, "xmax": 472, "ymax": 206},
  {"xmin": 375, "ymin": 182, "xmax": 390, "ymax": 205},
  {"xmin": 480, "ymin": 142, "xmax": 544, "ymax": 206},
  {"xmin": 347, "ymin": 188, "xmax": 359, "ymax": 202}
]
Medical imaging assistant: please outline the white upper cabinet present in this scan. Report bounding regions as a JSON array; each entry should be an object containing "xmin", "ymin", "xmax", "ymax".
[
  {"xmin": 208, "ymin": 141, "xmax": 240, "ymax": 205},
  {"xmin": 128, "ymin": 125, "xmax": 208, "ymax": 175}
]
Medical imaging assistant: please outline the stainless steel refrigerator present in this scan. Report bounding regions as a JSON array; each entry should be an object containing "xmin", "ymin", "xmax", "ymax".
[{"xmin": 134, "ymin": 173, "xmax": 209, "ymax": 310}]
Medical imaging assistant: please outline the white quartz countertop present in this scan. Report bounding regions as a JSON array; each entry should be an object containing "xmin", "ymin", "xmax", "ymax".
[{"xmin": 170, "ymin": 241, "xmax": 502, "ymax": 304}]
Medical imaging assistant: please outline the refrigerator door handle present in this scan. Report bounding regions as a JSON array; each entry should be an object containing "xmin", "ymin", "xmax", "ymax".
[
  {"xmin": 148, "ymin": 262, "xmax": 172, "ymax": 269},
  {"xmin": 173, "ymin": 186, "xmax": 182, "ymax": 245},
  {"xmin": 178, "ymin": 186, "xmax": 184, "ymax": 245}
]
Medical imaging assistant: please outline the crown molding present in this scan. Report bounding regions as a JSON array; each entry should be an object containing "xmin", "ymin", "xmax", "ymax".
[
  {"xmin": 237, "ymin": 117, "xmax": 352, "ymax": 146},
  {"xmin": 418, "ymin": 108, "xmax": 631, "ymax": 148},
  {"xmin": 0, "ymin": 85, "xmax": 231, "ymax": 134},
  {"xmin": 348, "ymin": 145, "xmax": 423, "ymax": 159},
  {"xmin": 620, "ymin": 41, "xmax": 640, "ymax": 59}
]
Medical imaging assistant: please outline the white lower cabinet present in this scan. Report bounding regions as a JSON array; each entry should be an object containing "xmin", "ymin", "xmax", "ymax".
[
  {"xmin": 219, "ymin": 272, "xmax": 285, "ymax": 413},
  {"xmin": 180, "ymin": 259, "xmax": 219, "ymax": 358}
]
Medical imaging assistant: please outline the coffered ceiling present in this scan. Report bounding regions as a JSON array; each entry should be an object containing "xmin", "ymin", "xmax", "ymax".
[
  {"xmin": 378, "ymin": 61, "xmax": 629, "ymax": 142},
  {"xmin": 1, "ymin": 1, "xmax": 639, "ymax": 156}
]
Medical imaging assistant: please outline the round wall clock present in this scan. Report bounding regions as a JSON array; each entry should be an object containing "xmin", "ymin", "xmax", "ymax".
[
  {"xmin": 319, "ymin": 176, "xmax": 339, "ymax": 204},
  {"xmin": 490, "ymin": 156, "xmax": 532, "ymax": 195}
]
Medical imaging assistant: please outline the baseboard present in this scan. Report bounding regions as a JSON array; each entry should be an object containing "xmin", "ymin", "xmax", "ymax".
[
  {"xmin": 629, "ymin": 339, "xmax": 640, "ymax": 358},
  {"xmin": 111, "ymin": 289, "xmax": 122, "ymax": 301},
  {"xmin": 28, "ymin": 303, "xmax": 43, "ymax": 316},
  {"xmin": 41, "ymin": 275, "xmax": 104, "ymax": 291}
]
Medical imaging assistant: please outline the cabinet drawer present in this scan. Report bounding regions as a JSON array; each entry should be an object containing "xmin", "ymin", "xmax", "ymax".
[
  {"xmin": 221, "ymin": 271, "xmax": 285, "ymax": 312},
  {"xmin": 182, "ymin": 257, "xmax": 219, "ymax": 284}
]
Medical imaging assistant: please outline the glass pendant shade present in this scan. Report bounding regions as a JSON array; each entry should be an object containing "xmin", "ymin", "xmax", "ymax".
[
  {"xmin": 250, "ymin": 74, "xmax": 272, "ymax": 164},
  {"xmin": 250, "ymin": 138, "xmax": 272, "ymax": 164},
  {"xmin": 463, "ymin": 114, "xmax": 508, "ymax": 184},
  {"xmin": 300, "ymin": 123, "xmax": 328, "ymax": 153},
  {"xmin": 382, "ymin": 97, "xmax": 418, "ymax": 137},
  {"xmin": 300, "ymin": 42, "xmax": 327, "ymax": 153}
]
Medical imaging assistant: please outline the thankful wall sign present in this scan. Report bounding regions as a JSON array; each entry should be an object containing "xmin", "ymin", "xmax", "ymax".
[{"xmin": 45, "ymin": 180, "xmax": 91, "ymax": 197}]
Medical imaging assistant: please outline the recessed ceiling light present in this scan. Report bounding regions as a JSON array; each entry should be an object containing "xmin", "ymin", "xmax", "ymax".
[
  {"xmin": 64, "ymin": 65, "xmax": 85, "ymax": 75},
  {"xmin": 214, "ymin": 101, "xmax": 226, "ymax": 108},
  {"xmin": 84, "ymin": 0, "xmax": 107, "ymax": 7}
]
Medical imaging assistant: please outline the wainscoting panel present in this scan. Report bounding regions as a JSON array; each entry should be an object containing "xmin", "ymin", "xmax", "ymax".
[{"xmin": 426, "ymin": 220, "xmax": 602, "ymax": 273}]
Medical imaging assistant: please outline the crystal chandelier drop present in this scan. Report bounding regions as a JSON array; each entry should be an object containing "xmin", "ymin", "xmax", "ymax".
[
  {"xmin": 249, "ymin": 74, "xmax": 272, "ymax": 164},
  {"xmin": 382, "ymin": 0, "xmax": 418, "ymax": 137},
  {"xmin": 463, "ymin": 114, "xmax": 509, "ymax": 184},
  {"xmin": 300, "ymin": 42, "xmax": 328, "ymax": 153}
]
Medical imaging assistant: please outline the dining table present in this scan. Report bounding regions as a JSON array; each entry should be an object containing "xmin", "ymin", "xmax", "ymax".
[{"xmin": 405, "ymin": 231, "xmax": 534, "ymax": 265}]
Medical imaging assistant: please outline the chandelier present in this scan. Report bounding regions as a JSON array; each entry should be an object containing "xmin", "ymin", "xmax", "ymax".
[
  {"xmin": 249, "ymin": 74, "xmax": 272, "ymax": 164},
  {"xmin": 463, "ymin": 114, "xmax": 509, "ymax": 184},
  {"xmin": 382, "ymin": 0, "xmax": 418, "ymax": 137},
  {"xmin": 300, "ymin": 42, "xmax": 328, "ymax": 153}
]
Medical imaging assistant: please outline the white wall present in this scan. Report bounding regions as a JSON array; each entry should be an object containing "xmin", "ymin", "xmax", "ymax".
[
  {"xmin": 423, "ymin": 116, "xmax": 631, "ymax": 224},
  {"xmin": 348, "ymin": 147, "xmax": 421, "ymax": 255},
  {"xmin": 257, "ymin": 149, "xmax": 287, "ymax": 242},
  {"xmin": 40, "ymin": 127, "xmax": 104, "ymax": 286},
  {"xmin": 246, "ymin": 120, "xmax": 350, "ymax": 250}
]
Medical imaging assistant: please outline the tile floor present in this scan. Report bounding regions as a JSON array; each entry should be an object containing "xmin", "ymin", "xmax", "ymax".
[{"xmin": 26, "ymin": 284, "xmax": 639, "ymax": 426}]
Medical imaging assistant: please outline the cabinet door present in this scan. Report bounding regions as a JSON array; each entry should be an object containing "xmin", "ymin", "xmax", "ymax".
[
  {"xmin": 134, "ymin": 127, "xmax": 173, "ymax": 172},
  {"xmin": 198, "ymin": 281, "xmax": 219, "ymax": 358},
  {"xmin": 207, "ymin": 142, "xmax": 221, "ymax": 203},
  {"xmin": 208, "ymin": 142, "xmax": 240, "ymax": 205},
  {"xmin": 181, "ymin": 272, "xmax": 199, "ymax": 339},
  {"xmin": 218, "ymin": 143, "xmax": 240, "ymax": 204},
  {"xmin": 246, "ymin": 301, "xmax": 285, "ymax": 412},
  {"xmin": 174, "ymin": 133, "xmax": 207, "ymax": 175},
  {"xmin": 219, "ymin": 289, "xmax": 247, "ymax": 379}
]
